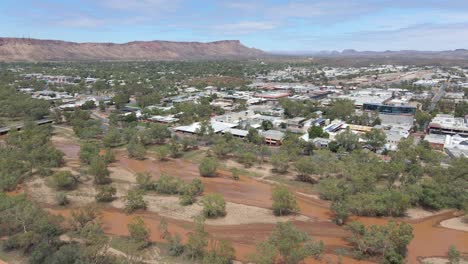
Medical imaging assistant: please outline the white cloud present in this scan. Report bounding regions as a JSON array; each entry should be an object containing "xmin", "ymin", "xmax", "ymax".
[{"xmin": 213, "ymin": 21, "xmax": 279, "ymax": 34}]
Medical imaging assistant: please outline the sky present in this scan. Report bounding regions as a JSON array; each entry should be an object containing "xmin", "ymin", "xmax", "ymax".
[{"xmin": 1, "ymin": 0, "xmax": 468, "ymax": 52}]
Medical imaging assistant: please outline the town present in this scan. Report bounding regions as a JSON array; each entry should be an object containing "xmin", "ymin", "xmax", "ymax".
[{"xmin": 1, "ymin": 57, "xmax": 467, "ymax": 264}]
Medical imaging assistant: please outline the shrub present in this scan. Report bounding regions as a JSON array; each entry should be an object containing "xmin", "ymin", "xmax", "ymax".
[
  {"xmin": 128, "ymin": 217, "xmax": 150, "ymax": 249},
  {"xmin": 270, "ymin": 152, "xmax": 289, "ymax": 173},
  {"xmin": 272, "ymin": 185, "xmax": 299, "ymax": 216},
  {"xmin": 179, "ymin": 179, "xmax": 204, "ymax": 206},
  {"xmin": 202, "ymin": 193, "xmax": 226, "ymax": 218},
  {"xmin": 155, "ymin": 174, "xmax": 183, "ymax": 195},
  {"xmin": 236, "ymin": 151, "xmax": 257, "ymax": 168},
  {"xmin": 199, "ymin": 157, "xmax": 218, "ymax": 177},
  {"xmin": 89, "ymin": 156, "xmax": 111, "ymax": 185},
  {"xmin": 136, "ymin": 172, "xmax": 154, "ymax": 191},
  {"xmin": 127, "ymin": 139, "xmax": 146, "ymax": 160},
  {"xmin": 168, "ymin": 234, "xmax": 185, "ymax": 257},
  {"xmin": 155, "ymin": 146, "xmax": 170, "ymax": 161},
  {"xmin": 49, "ymin": 171, "xmax": 77, "ymax": 190},
  {"xmin": 56, "ymin": 192, "xmax": 69, "ymax": 206},
  {"xmin": 95, "ymin": 185, "xmax": 116, "ymax": 202},
  {"xmin": 124, "ymin": 189, "xmax": 147, "ymax": 213},
  {"xmin": 231, "ymin": 168, "xmax": 240, "ymax": 181}
]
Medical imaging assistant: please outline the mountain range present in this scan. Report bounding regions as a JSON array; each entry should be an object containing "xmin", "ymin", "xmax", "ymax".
[
  {"xmin": 0, "ymin": 38, "xmax": 264, "ymax": 62},
  {"xmin": 0, "ymin": 37, "xmax": 467, "ymax": 64}
]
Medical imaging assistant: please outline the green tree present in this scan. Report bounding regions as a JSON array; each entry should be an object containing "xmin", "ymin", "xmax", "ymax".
[
  {"xmin": 364, "ymin": 128, "xmax": 387, "ymax": 150},
  {"xmin": 89, "ymin": 156, "xmax": 111, "ymax": 185},
  {"xmin": 347, "ymin": 221, "xmax": 413, "ymax": 261},
  {"xmin": 124, "ymin": 189, "xmax": 147, "ymax": 213},
  {"xmin": 246, "ymin": 128, "xmax": 264, "ymax": 145},
  {"xmin": 199, "ymin": 156, "xmax": 218, "ymax": 177},
  {"xmin": 251, "ymin": 222, "xmax": 324, "ymax": 264},
  {"xmin": 308, "ymin": 126, "xmax": 329, "ymax": 139},
  {"xmin": 448, "ymin": 245, "xmax": 461, "ymax": 264},
  {"xmin": 202, "ymin": 193, "xmax": 226, "ymax": 218},
  {"xmin": 261, "ymin": 120, "xmax": 274, "ymax": 131},
  {"xmin": 128, "ymin": 217, "xmax": 150, "ymax": 249},
  {"xmin": 127, "ymin": 137, "xmax": 146, "ymax": 160},
  {"xmin": 203, "ymin": 239, "xmax": 235, "ymax": 264},
  {"xmin": 95, "ymin": 185, "xmax": 116, "ymax": 202},
  {"xmin": 272, "ymin": 185, "xmax": 299, "ymax": 216},
  {"xmin": 270, "ymin": 152, "xmax": 290, "ymax": 173},
  {"xmin": 48, "ymin": 171, "xmax": 77, "ymax": 190},
  {"xmin": 335, "ymin": 128, "xmax": 360, "ymax": 152},
  {"xmin": 79, "ymin": 142, "xmax": 100, "ymax": 165},
  {"xmin": 328, "ymin": 99, "xmax": 355, "ymax": 120},
  {"xmin": 187, "ymin": 216, "xmax": 209, "ymax": 261}
]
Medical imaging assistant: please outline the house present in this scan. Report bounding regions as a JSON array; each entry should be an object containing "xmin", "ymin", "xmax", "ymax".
[
  {"xmin": 174, "ymin": 121, "xmax": 237, "ymax": 135},
  {"xmin": 444, "ymin": 134, "xmax": 468, "ymax": 158},
  {"xmin": 261, "ymin": 130, "xmax": 285, "ymax": 145}
]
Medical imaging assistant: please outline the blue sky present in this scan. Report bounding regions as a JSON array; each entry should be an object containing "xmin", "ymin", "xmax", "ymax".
[{"xmin": 1, "ymin": 0, "xmax": 468, "ymax": 51}]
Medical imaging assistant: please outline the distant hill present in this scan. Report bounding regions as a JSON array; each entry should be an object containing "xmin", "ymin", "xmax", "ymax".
[
  {"xmin": 271, "ymin": 49, "xmax": 468, "ymax": 66},
  {"xmin": 0, "ymin": 38, "xmax": 265, "ymax": 62}
]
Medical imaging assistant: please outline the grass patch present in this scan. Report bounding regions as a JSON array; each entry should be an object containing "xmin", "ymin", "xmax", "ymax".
[
  {"xmin": 181, "ymin": 149, "xmax": 205, "ymax": 163},
  {"xmin": 265, "ymin": 174, "xmax": 317, "ymax": 192}
]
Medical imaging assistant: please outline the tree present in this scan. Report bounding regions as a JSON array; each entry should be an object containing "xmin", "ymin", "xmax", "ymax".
[
  {"xmin": 103, "ymin": 128, "xmax": 124, "ymax": 148},
  {"xmin": 128, "ymin": 217, "xmax": 150, "ymax": 249},
  {"xmin": 294, "ymin": 157, "xmax": 318, "ymax": 183},
  {"xmin": 335, "ymin": 128, "xmax": 360, "ymax": 152},
  {"xmin": 364, "ymin": 128, "xmax": 387, "ymax": 150},
  {"xmin": 79, "ymin": 142, "xmax": 100, "ymax": 165},
  {"xmin": 89, "ymin": 156, "xmax": 111, "ymax": 185},
  {"xmin": 272, "ymin": 185, "xmax": 299, "ymax": 216},
  {"xmin": 202, "ymin": 193, "xmax": 226, "ymax": 218},
  {"xmin": 328, "ymin": 99, "xmax": 355, "ymax": 120},
  {"xmin": 250, "ymin": 222, "xmax": 324, "ymax": 264},
  {"xmin": 331, "ymin": 200, "xmax": 349, "ymax": 226},
  {"xmin": 308, "ymin": 126, "xmax": 329, "ymax": 139},
  {"xmin": 155, "ymin": 145, "xmax": 170, "ymax": 161},
  {"xmin": 48, "ymin": 171, "xmax": 77, "ymax": 190},
  {"xmin": 180, "ymin": 179, "xmax": 204, "ymax": 205},
  {"xmin": 127, "ymin": 137, "xmax": 146, "ymax": 160},
  {"xmin": 187, "ymin": 216, "xmax": 208, "ymax": 261},
  {"xmin": 270, "ymin": 152, "xmax": 289, "ymax": 173},
  {"xmin": 124, "ymin": 189, "xmax": 147, "ymax": 213},
  {"xmin": 261, "ymin": 120, "xmax": 273, "ymax": 131},
  {"xmin": 95, "ymin": 185, "xmax": 116, "ymax": 202},
  {"xmin": 155, "ymin": 174, "xmax": 183, "ymax": 194},
  {"xmin": 448, "ymin": 245, "xmax": 461, "ymax": 264},
  {"xmin": 136, "ymin": 172, "xmax": 154, "ymax": 190},
  {"xmin": 199, "ymin": 157, "xmax": 218, "ymax": 177},
  {"xmin": 167, "ymin": 233, "xmax": 185, "ymax": 257},
  {"xmin": 246, "ymin": 128, "xmax": 263, "ymax": 145},
  {"xmin": 203, "ymin": 239, "xmax": 235, "ymax": 264},
  {"xmin": 71, "ymin": 205, "xmax": 100, "ymax": 231},
  {"xmin": 454, "ymin": 101, "xmax": 468, "ymax": 118},
  {"xmin": 347, "ymin": 221, "xmax": 413, "ymax": 261}
]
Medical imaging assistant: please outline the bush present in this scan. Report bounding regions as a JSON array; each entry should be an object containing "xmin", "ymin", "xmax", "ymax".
[
  {"xmin": 155, "ymin": 146, "xmax": 170, "ymax": 161},
  {"xmin": 136, "ymin": 172, "xmax": 154, "ymax": 190},
  {"xmin": 49, "ymin": 171, "xmax": 77, "ymax": 190},
  {"xmin": 155, "ymin": 174, "xmax": 183, "ymax": 195},
  {"xmin": 179, "ymin": 179, "xmax": 204, "ymax": 206},
  {"xmin": 347, "ymin": 190, "xmax": 410, "ymax": 217},
  {"xmin": 272, "ymin": 185, "xmax": 299, "ymax": 216},
  {"xmin": 202, "ymin": 193, "xmax": 226, "ymax": 218},
  {"xmin": 236, "ymin": 151, "xmax": 257, "ymax": 168},
  {"xmin": 231, "ymin": 168, "xmax": 240, "ymax": 181},
  {"xmin": 79, "ymin": 142, "xmax": 100, "ymax": 164},
  {"xmin": 199, "ymin": 157, "xmax": 218, "ymax": 177},
  {"xmin": 127, "ymin": 139, "xmax": 146, "ymax": 160},
  {"xmin": 89, "ymin": 156, "xmax": 111, "ymax": 185},
  {"xmin": 95, "ymin": 185, "xmax": 116, "ymax": 202},
  {"xmin": 56, "ymin": 192, "xmax": 69, "ymax": 206},
  {"xmin": 270, "ymin": 152, "xmax": 289, "ymax": 173},
  {"xmin": 124, "ymin": 189, "xmax": 147, "ymax": 213},
  {"xmin": 128, "ymin": 217, "xmax": 150, "ymax": 249},
  {"xmin": 168, "ymin": 234, "xmax": 185, "ymax": 257}
]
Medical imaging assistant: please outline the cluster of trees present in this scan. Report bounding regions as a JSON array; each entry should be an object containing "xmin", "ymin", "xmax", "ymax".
[
  {"xmin": 250, "ymin": 222, "xmax": 324, "ymax": 264},
  {"xmin": 315, "ymin": 137, "xmax": 467, "ymax": 221},
  {"xmin": 135, "ymin": 172, "xmax": 204, "ymax": 208},
  {"xmin": 347, "ymin": 221, "xmax": 413, "ymax": 262},
  {"xmin": 0, "ymin": 86, "xmax": 50, "ymax": 121},
  {"xmin": 0, "ymin": 195, "xmax": 125, "ymax": 264},
  {"xmin": 64, "ymin": 109, "xmax": 102, "ymax": 139},
  {"xmin": 0, "ymin": 123, "xmax": 64, "ymax": 191}
]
